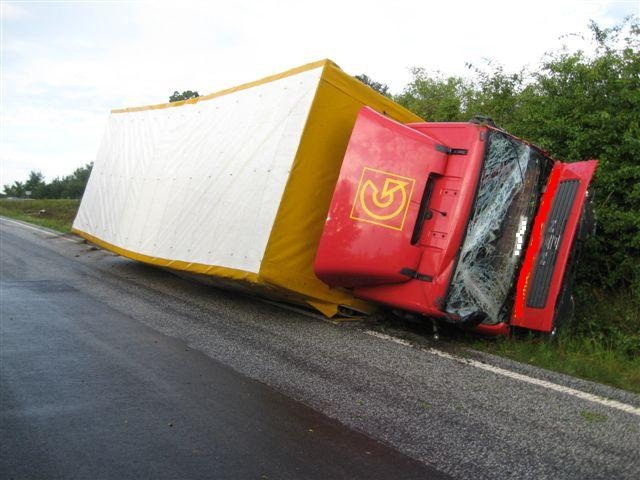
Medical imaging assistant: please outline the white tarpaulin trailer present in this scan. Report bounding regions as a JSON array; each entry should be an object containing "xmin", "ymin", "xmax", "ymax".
[{"xmin": 73, "ymin": 59, "xmax": 422, "ymax": 316}]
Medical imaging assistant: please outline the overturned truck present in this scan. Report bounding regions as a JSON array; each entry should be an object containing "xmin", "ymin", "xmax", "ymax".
[{"xmin": 73, "ymin": 59, "xmax": 597, "ymax": 335}]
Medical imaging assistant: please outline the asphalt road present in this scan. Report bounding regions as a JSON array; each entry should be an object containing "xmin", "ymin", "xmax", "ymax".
[{"xmin": 1, "ymin": 217, "xmax": 639, "ymax": 479}]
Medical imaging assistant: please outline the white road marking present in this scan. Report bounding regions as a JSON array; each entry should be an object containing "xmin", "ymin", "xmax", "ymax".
[
  {"xmin": 0, "ymin": 217, "xmax": 80, "ymax": 244},
  {"xmin": 365, "ymin": 330, "xmax": 640, "ymax": 417}
]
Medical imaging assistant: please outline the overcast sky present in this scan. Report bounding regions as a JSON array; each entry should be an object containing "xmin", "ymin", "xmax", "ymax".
[{"xmin": 1, "ymin": 0, "xmax": 638, "ymax": 187}]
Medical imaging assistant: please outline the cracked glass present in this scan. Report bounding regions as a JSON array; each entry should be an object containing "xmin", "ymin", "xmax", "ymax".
[{"xmin": 445, "ymin": 132, "xmax": 552, "ymax": 324}]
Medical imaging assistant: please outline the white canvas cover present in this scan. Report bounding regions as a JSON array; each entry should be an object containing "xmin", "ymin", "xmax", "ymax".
[{"xmin": 74, "ymin": 66, "xmax": 323, "ymax": 273}]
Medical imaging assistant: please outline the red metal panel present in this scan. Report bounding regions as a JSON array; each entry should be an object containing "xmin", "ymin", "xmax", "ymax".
[
  {"xmin": 314, "ymin": 107, "xmax": 447, "ymax": 287},
  {"xmin": 511, "ymin": 160, "xmax": 598, "ymax": 332},
  {"xmin": 473, "ymin": 322, "xmax": 510, "ymax": 336}
]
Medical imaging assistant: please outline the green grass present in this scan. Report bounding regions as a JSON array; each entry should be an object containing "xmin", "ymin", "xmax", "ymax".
[
  {"xmin": 580, "ymin": 410, "xmax": 608, "ymax": 423},
  {"xmin": 2, "ymin": 197, "xmax": 638, "ymax": 393},
  {"xmin": 0, "ymin": 199, "xmax": 79, "ymax": 232},
  {"xmin": 472, "ymin": 329, "xmax": 640, "ymax": 393},
  {"xmin": 471, "ymin": 288, "xmax": 640, "ymax": 393}
]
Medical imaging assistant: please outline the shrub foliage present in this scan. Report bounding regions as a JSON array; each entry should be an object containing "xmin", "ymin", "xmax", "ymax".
[{"xmin": 3, "ymin": 164, "xmax": 93, "ymax": 200}]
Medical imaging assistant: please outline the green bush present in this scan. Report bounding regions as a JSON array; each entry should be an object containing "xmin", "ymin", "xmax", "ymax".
[{"xmin": 3, "ymin": 163, "xmax": 93, "ymax": 199}]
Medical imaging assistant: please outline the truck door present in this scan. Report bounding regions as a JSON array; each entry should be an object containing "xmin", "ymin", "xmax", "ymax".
[
  {"xmin": 512, "ymin": 159, "xmax": 598, "ymax": 332},
  {"xmin": 314, "ymin": 107, "xmax": 448, "ymax": 288}
]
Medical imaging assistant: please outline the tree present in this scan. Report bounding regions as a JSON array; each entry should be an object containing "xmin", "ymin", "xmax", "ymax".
[
  {"xmin": 52, "ymin": 163, "xmax": 93, "ymax": 198},
  {"xmin": 395, "ymin": 69, "xmax": 471, "ymax": 121},
  {"xmin": 2, "ymin": 171, "xmax": 45, "ymax": 198},
  {"xmin": 1, "ymin": 163, "xmax": 93, "ymax": 199},
  {"xmin": 24, "ymin": 171, "xmax": 46, "ymax": 198},
  {"xmin": 169, "ymin": 90, "xmax": 200, "ymax": 102},
  {"xmin": 2, "ymin": 180, "xmax": 25, "ymax": 198},
  {"xmin": 355, "ymin": 74, "xmax": 391, "ymax": 97}
]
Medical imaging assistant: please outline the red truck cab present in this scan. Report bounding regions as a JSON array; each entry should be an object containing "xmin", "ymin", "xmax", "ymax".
[{"xmin": 314, "ymin": 107, "xmax": 597, "ymax": 335}]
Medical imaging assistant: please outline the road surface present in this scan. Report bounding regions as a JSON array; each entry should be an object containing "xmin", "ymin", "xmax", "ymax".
[{"xmin": 1, "ymin": 217, "xmax": 639, "ymax": 479}]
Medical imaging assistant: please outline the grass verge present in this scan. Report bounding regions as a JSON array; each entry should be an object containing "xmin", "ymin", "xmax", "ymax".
[
  {"xmin": 459, "ymin": 285, "xmax": 640, "ymax": 393},
  {"xmin": 2, "ymin": 198, "xmax": 638, "ymax": 393},
  {"xmin": 471, "ymin": 327, "xmax": 640, "ymax": 394},
  {"xmin": 0, "ymin": 199, "xmax": 79, "ymax": 233}
]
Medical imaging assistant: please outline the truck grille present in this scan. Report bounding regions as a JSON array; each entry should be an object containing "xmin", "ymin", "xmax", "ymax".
[{"xmin": 526, "ymin": 179, "xmax": 580, "ymax": 309}]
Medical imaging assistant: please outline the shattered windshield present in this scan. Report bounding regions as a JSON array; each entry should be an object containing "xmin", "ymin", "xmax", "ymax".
[{"xmin": 445, "ymin": 131, "xmax": 551, "ymax": 324}]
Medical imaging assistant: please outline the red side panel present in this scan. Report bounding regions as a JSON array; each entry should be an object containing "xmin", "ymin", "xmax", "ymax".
[
  {"xmin": 473, "ymin": 322, "xmax": 510, "ymax": 336},
  {"xmin": 512, "ymin": 160, "xmax": 598, "ymax": 332},
  {"xmin": 314, "ymin": 107, "xmax": 447, "ymax": 287}
]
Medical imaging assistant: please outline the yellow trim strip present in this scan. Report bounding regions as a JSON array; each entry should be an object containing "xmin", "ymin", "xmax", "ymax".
[
  {"xmin": 71, "ymin": 228, "xmax": 260, "ymax": 283},
  {"xmin": 320, "ymin": 61, "xmax": 423, "ymax": 123},
  {"xmin": 111, "ymin": 59, "xmax": 330, "ymax": 114}
]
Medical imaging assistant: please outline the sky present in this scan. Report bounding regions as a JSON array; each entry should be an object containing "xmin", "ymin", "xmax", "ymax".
[{"xmin": 1, "ymin": 0, "xmax": 638, "ymax": 187}]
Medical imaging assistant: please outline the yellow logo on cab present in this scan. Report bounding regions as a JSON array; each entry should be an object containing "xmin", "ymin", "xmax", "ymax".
[{"xmin": 350, "ymin": 167, "xmax": 415, "ymax": 230}]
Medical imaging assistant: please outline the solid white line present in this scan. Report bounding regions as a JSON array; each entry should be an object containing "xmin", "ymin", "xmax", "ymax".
[
  {"xmin": 365, "ymin": 330, "xmax": 640, "ymax": 417},
  {"xmin": 0, "ymin": 216, "xmax": 80, "ymax": 243}
]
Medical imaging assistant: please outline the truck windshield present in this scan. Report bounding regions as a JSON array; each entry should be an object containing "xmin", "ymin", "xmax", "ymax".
[{"xmin": 445, "ymin": 131, "xmax": 552, "ymax": 324}]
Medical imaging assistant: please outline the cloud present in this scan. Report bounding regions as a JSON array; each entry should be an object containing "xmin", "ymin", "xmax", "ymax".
[
  {"xmin": 1, "ymin": 2, "xmax": 29, "ymax": 21},
  {"xmin": 1, "ymin": 104, "xmax": 104, "ymax": 186}
]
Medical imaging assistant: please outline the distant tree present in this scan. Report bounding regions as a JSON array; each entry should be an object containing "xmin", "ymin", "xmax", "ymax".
[
  {"xmin": 2, "ymin": 171, "xmax": 44, "ymax": 198},
  {"xmin": 2, "ymin": 163, "xmax": 93, "ymax": 199},
  {"xmin": 169, "ymin": 90, "xmax": 200, "ymax": 102},
  {"xmin": 3, "ymin": 180, "xmax": 25, "ymax": 198},
  {"xmin": 24, "ymin": 171, "xmax": 46, "ymax": 198},
  {"xmin": 57, "ymin": 163, "xmax": 93, "ymax": 198},
  {"xmin": 355, "ymin": 74, "xmax": 391, "ymax": 97}
]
